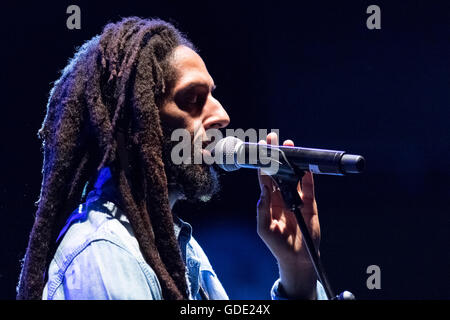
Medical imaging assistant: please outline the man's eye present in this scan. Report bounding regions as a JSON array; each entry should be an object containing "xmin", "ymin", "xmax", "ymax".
[
  {"xmin": 187, "ymin": 92, "xmax": 207, "ymax": 108},
  {"xmin": 186, "ymin": 93, "xmax": 198, "ymax": 104},
  {"xmin": 174, "ymin": 87, "xmax": 208, "ymax": 112}
]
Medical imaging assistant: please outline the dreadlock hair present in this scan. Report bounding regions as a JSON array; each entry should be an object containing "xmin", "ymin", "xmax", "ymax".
[{"xmin": 17, "ymin": 17, "xmax": 195, "ymax": 300}]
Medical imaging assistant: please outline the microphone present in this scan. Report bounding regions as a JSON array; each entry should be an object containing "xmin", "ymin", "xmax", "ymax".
[{"xmin": 212, "ymin": 136, "xmax": 365, "ymax": 176}]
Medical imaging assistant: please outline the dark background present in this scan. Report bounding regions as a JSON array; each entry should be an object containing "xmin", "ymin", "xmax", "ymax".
[{"xmin": 0, "ymin": 0, "xmax": 449, "ymax": 299}]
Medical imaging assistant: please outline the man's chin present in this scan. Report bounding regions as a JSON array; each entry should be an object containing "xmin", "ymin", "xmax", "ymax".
[{"xmin": 167, "ymin": 163, "xmax": 220, "ymax": 204}]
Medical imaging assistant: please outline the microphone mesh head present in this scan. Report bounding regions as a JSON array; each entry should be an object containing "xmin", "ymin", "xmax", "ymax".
[{"xmin": 212, "ymin": 136, "xmax": 243, "ymax": 171}]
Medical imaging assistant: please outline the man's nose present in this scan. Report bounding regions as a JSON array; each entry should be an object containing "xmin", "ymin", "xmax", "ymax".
[{"xmin": 203, "ymin": 96, "xmax": 230, "ymax": 130}]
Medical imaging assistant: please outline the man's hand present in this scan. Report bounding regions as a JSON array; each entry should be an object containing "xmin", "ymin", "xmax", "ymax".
[{"xmin": 257, "ymin": 132, "xmax": 320, "ymax": 299}]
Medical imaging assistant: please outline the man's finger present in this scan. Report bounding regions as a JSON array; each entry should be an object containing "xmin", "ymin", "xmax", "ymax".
[
  {"xmin": 256, "ymin": 185, "xmax": 272, "ymax": 234},
  {"xmin": 257, "ymin": 139, "xmax": 273, "ymax": 190},
  {"xmin": 266, "ymin": 132, "xmax": 279, "ymax": 146},
  {"xmin": 301, "ymin": 171, "xmax": 315, "ymax": 203}
]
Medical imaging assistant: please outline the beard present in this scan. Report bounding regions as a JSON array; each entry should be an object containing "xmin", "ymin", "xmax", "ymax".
[{"xmin": 161, "ymin": 125, "xmax": 221, "ymax": 203}]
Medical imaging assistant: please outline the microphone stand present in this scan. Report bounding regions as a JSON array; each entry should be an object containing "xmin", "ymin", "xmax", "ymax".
[{"xmin": 269, "ymin": 152, "xmax": 354, "ymax": 300}]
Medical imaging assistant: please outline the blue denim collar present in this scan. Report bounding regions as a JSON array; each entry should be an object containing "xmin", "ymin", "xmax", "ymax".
[{"xmin": 61, "ymin": 166, "xmax": 194, "ymax": 246}]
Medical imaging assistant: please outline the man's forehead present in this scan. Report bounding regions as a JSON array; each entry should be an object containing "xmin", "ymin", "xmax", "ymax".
[{"xmin": 172, "ymin": 46, "xmax": 215, "ymax": 89}]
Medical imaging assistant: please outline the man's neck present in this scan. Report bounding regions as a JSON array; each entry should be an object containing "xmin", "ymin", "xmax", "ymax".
[{"xmin": 168, "ymin": 190, "xmax": 181, "ymax": 210}]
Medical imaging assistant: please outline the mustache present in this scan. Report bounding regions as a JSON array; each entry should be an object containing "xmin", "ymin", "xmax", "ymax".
[{"xmin": 192, "ymin": 135, "xmax": 215, "ymax": 151}]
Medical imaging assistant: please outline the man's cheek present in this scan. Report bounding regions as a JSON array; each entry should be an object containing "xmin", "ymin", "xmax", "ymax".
[
  {"xmin": 159, "ymin": 103, "xmax": 190, "ymax": 129},
  {"xmin": 192, "ymin": 123, "xmax": 206, "ymax": 143}
]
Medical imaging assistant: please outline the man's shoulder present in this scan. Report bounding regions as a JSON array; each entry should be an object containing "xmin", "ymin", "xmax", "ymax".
[
  {"xmin": 54, "ymin": 199, "xmax": 142, "ymax": 268},
  {"xmin": 44, "ymin": 199, "xmax": 162, "ymax": 299}
]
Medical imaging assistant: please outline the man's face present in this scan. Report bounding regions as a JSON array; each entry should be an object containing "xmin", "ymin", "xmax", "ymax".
[{"xmin": 160, "ymin": 45, "xmax": 230, "ymax": 202}]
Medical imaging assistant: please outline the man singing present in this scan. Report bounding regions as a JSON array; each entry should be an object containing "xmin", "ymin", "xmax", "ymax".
[{"xmin": 17, "ymin": 17, "xmax": 326, "ymax": 300}]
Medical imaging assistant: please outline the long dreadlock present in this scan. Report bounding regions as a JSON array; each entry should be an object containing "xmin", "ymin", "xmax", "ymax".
[{"xmin": 17, "ymin": 17, "xmax": 194, "ymax": 300}]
